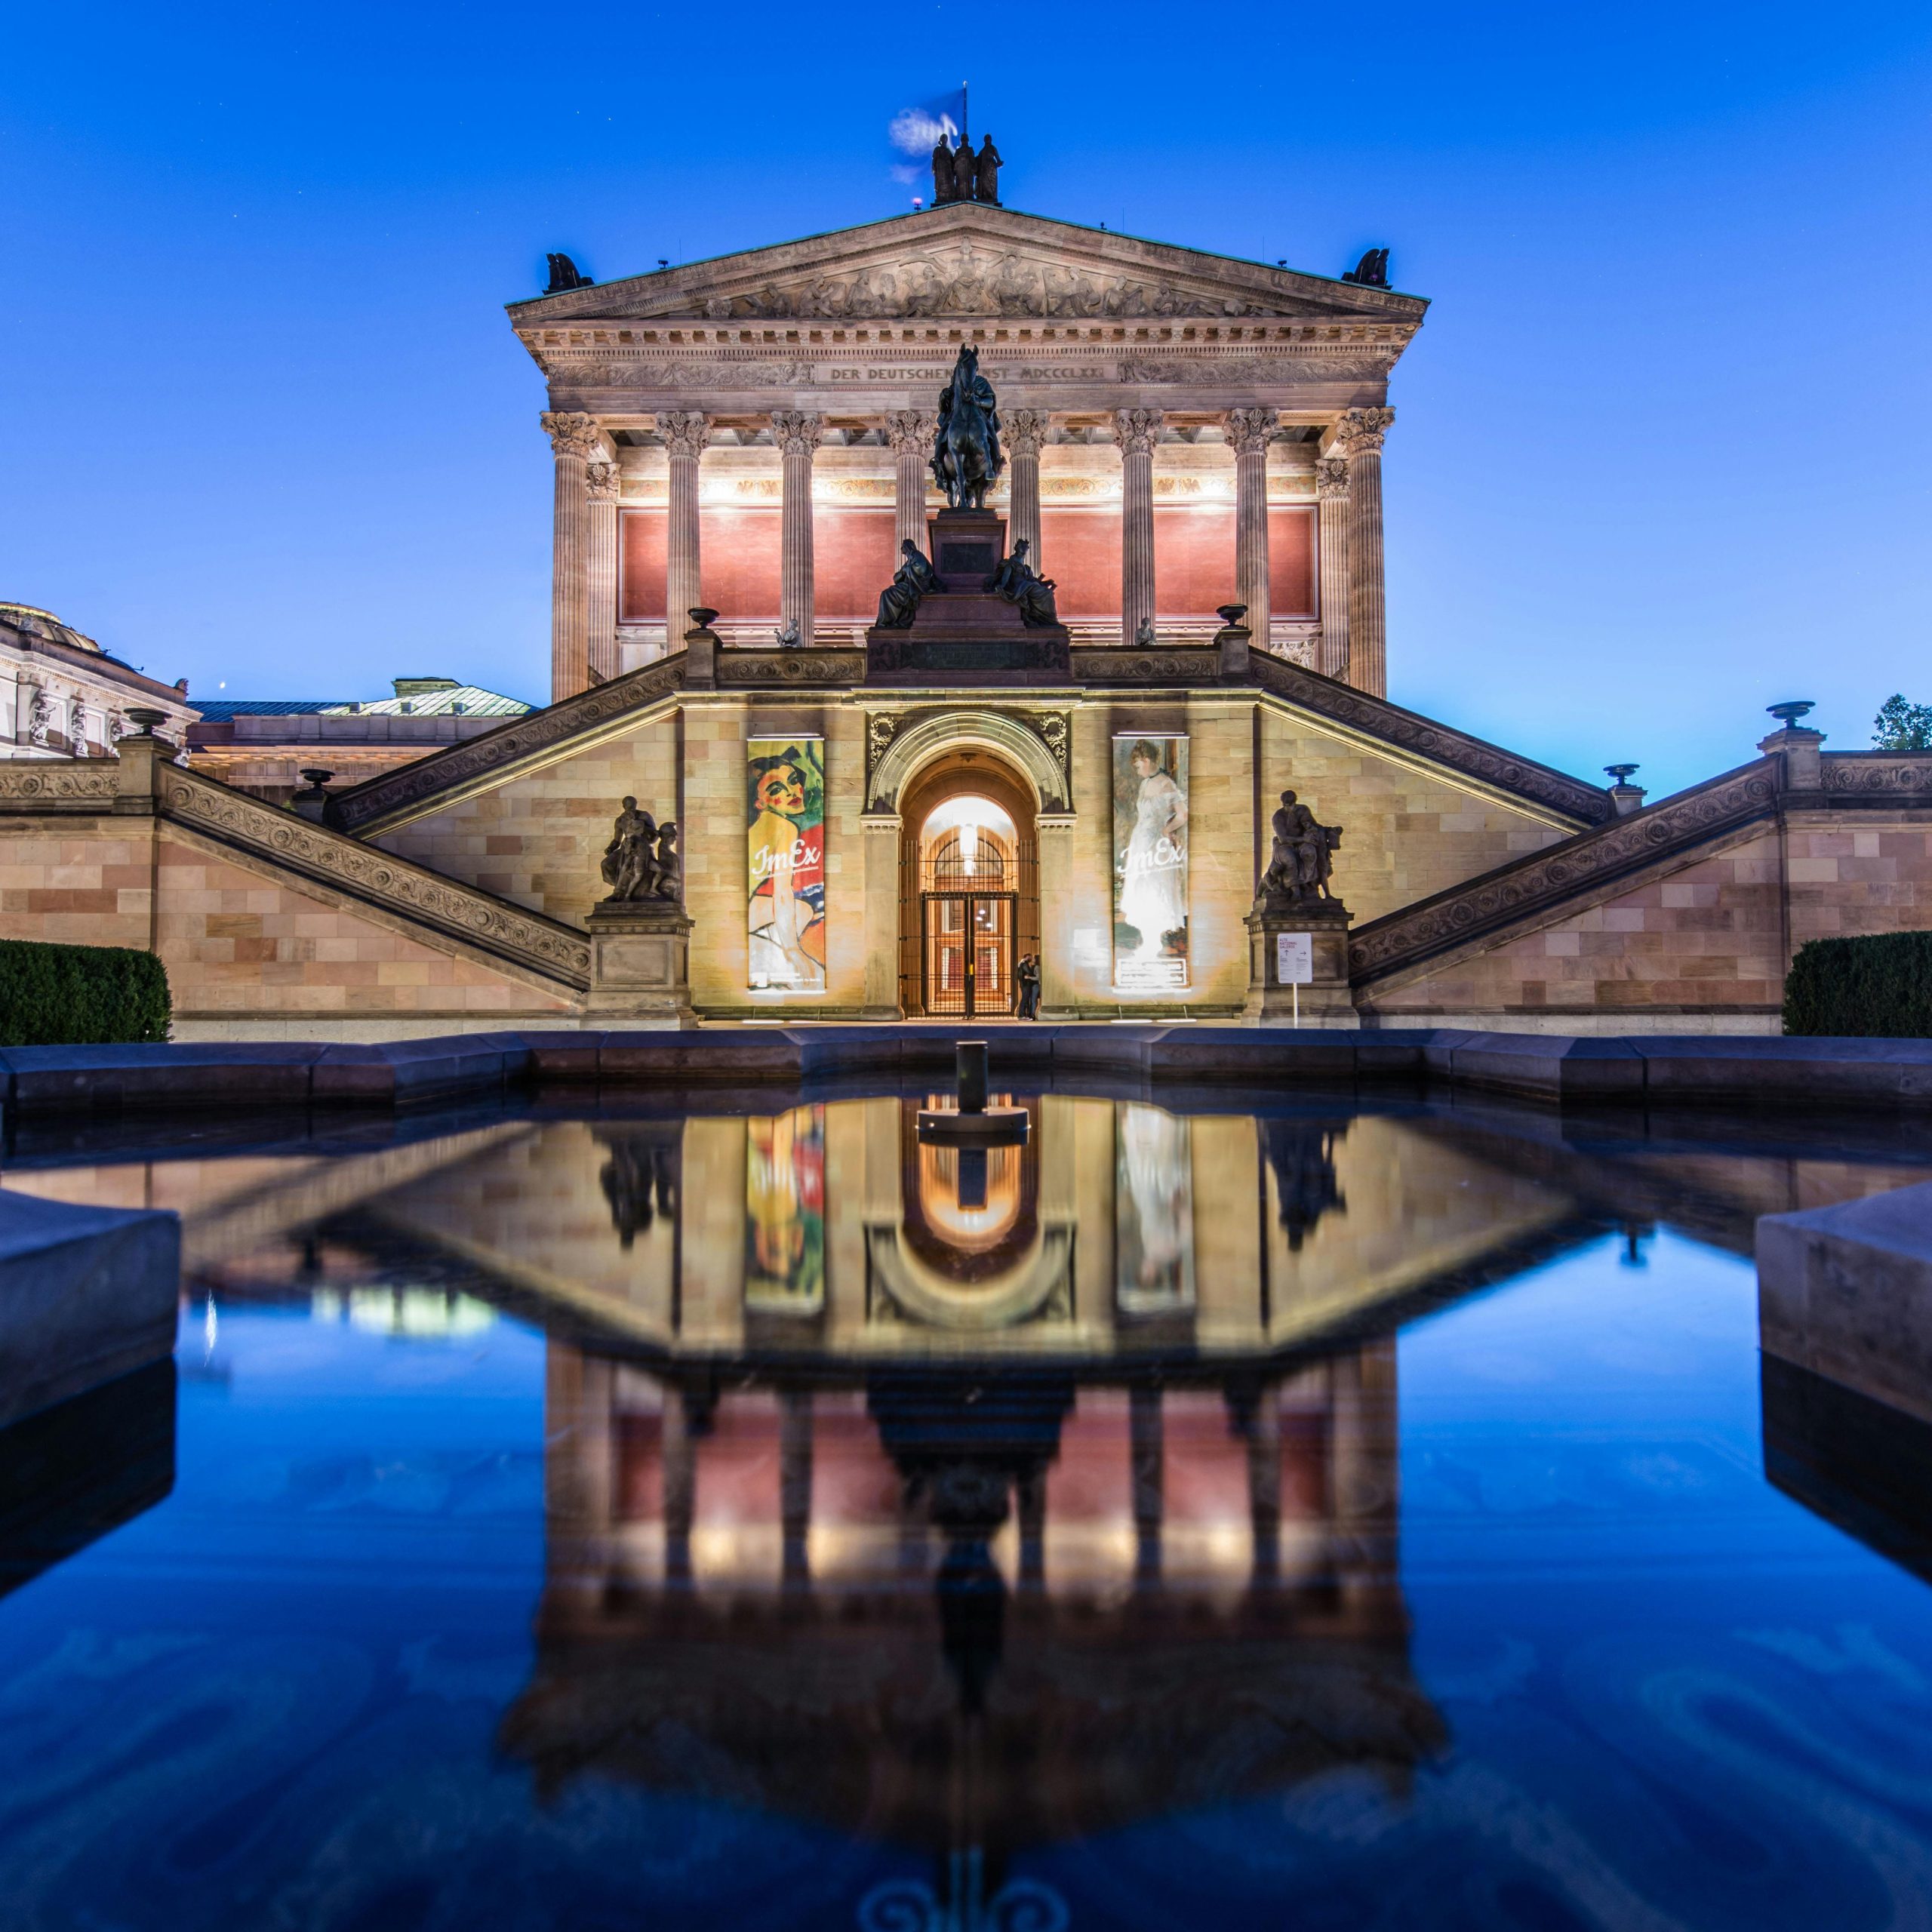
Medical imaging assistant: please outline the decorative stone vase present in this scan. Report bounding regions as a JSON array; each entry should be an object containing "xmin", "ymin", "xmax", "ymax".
[
  {"xmin": 585, "ymin": 899, "xmax": 698, "ymax": 1026},
  {"xmin": 1243, "ymin": 898, "xmax": 1359, "ymax": 1028}
]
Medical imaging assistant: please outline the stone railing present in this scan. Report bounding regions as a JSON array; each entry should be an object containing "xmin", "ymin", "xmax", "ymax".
[
  {"xmin": 715, "ymin": 648, "xmax": 866, "ymax": 688},
  {"xmin": 1348, "ymin": 759, "xmax": 1780, "ymax": 989},
  {"xmin": 1248, "ymin": 653, "xmax": 1614, "ymax": 829},
  {"xmin": 1070, "ymin": 648, "xmax": 1221, "ymax": 685},
  {"xmin": 1820, "ymin": 752, "xmax": 1932, "ymax": 798},
  {"xmin": 160, "ymin": 767, "xmax": 590, "ymax": 990},
  {"xmin": 331, "ymin": 654, "xmax": 688, "ymax": 833}
]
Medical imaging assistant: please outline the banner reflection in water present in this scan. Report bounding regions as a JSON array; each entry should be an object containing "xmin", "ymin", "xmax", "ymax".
[
  {"xmin": 1115, "ymin": 1103, "xmax": 1195, "ymax": 1314},
  {"xmin": 746, "ymin": 1107, "xmax": 826, "ymax": 1312}
]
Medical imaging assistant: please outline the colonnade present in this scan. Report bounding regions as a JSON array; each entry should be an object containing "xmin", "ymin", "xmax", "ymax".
[{"xmin": 542, "ymin": 404, "xmax": 1395, "ymax": 703}]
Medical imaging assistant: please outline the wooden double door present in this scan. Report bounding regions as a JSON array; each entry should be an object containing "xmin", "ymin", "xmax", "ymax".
[{"xmin": 920, "ymin": 891, "xmax": 1017, "ymax": 1017}]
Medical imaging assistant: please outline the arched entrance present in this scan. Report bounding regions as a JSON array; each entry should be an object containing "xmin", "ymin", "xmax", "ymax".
[{"xmin": 897, "ymin": 754, "xmax": 1039, "ymax": 1017}]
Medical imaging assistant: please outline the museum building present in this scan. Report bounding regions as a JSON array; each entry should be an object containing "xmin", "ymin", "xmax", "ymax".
[{"xmin": 1, "ymin": 172, "xmax": 1927, "ymax": 1036}]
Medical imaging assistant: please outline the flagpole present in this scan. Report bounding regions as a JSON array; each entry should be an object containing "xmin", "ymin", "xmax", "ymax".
[{"xmin": 962, "ymin": 82, "xmax": 969, "ymax": 149}]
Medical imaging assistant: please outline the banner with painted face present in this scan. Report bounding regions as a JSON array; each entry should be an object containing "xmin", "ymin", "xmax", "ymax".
[
  {"xmin": 745, "ymin": 1106, "xmax": 826, "ymax": 1313},
  {"xmin": 1111, "ymin": 734, "xmax": 1189, "ymax": 991},
  {"xmin": 747, "ymin": 737, "xmax": 826, "ymax": 991}
]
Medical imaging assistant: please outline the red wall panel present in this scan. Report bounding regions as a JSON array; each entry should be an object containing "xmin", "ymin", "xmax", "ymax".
[
  {"xmin": 1038, "ymin": 508, "xmax": 1122, "ymax": 617},
  {"xmin": 813, "ymin": 507, "xmax": 897, "ymax": 622},
  {"xmin": 699, "ymin": 506, "xmax": 783, "ymax": 618},
  {"xmin": 1153, "ymin": 504, "xmax": 1236, "ymax": 619},
  {"xmin": 1269, "ymin": 506, "xmax": 1317, "ymax": 619},
  {"xmin": 620, "ymin": 509, "xmax": 667, "ymax": 623}
]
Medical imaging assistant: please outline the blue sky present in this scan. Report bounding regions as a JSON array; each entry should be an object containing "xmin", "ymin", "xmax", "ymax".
[{"xmin": 2, "ymin": 2, "xmax": 1927, "ymax": 797}]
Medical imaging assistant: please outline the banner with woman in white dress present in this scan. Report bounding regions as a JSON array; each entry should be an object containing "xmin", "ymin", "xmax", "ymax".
[{"xmin": 1112, "ymin": 734, "xmax": 1189, "ymax": 991}]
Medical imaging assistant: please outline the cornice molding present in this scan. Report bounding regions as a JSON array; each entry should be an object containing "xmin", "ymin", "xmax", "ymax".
[
  {"xmin": 716, "ymin": 649, "xmax": 865, "ymax": 686},
  {"xmin": 160, "ymin": 769, "xmax": 590, "ymax": 990},
  {"xmin": 1247, "ymin": 654, "xmax": 1611, "ymax": 829},
  {"xmin": 1348, "ymin": 761, "xmax": 1780, "ymax": 989},
  {"xmin": 1820, "ymin": 752, "xmax": 1932, "ymax": 797},
  {"xmin": 331, "ymin": 654, "xmax": 688, "ymax": 833}
]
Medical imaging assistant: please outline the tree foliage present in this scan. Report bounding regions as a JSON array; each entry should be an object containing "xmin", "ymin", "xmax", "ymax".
[
  {"xmin": 0, "ymin": 940, "xmax": 171, "ymax": 1046},
  {"xmin": 1872, "ymin": 694, "xmax": 1932, "ymax": 751},
  {"xmin": 1784, "ymin": 931, "xmax": 1932, "ymax": 1038}
]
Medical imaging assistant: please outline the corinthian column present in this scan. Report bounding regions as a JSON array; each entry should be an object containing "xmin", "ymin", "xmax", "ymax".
[
  {"xmin": 884, "ymin": 410, "xmax": 933, "ymax": 555},
  {"xmin": 1334, "ymin": 408, "xmax": 1395, "ymax": 697},
  {"xmin": 1115, "ymin": 408, "xmax": 1163, "ymax": 645},
  {"xmin": 585, "ymin": 459, "xmax": 620, "ymax": 682},
  {"xmin": 1004, "ymin": 409, "xmax": 1049, "ymax": 571},
  {"xmin": 1225, "ymin": 407, "xmax": 1278, "ymax": 647},
  {"xmin": 541, "ymin": 411, "xmax": 605, "ymax": 701},
  {"xmin": 771, "ymin": 411, "xmax": 823, "ymax": 645},
  {"xmin": 659, "ymin": 411, "xmax": 711, "ymax": 647},
  {"xmin": 1315, "ymin": 457, "xmax": 1351, "ymax": 681}
]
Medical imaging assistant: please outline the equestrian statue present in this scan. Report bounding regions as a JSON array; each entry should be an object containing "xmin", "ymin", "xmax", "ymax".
[{"xmin": 930, "ymin": 343, "xmax": 1003, "ymax": 512}]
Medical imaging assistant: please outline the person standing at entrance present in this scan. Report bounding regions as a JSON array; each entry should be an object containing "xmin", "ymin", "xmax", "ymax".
[{"xmin": 1016, "ymin": 952, "xmax": 1041, "ymax": 1020}]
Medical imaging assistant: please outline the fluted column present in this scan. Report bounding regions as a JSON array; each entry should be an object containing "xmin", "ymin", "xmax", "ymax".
[
  {"xmin": 1225, "ymin": 407, "xmax": 1278, "ymax": 646},
  {"xmin": 1334, "ymin": 408, "xmax": 1394, "ymax": 697},
  {"xmin": 1315, "ymin": 457, "xmax": 1352, "ymax": 681},
  {"xmin": 542, "ymin": 411, "xmax": 605, "ymax": 701},
  {"xmin": 1004, "ymin": 408, "xmax": 1049, "ymax": 571},
  {"xmin": 884, "ymin": 411, "xmax": 933, "ymax": 555},
  {"xmin": 585, "ymin": 459, "xmax": 620, "ymax": 683},
  {"xmin": 659, "ymin": 411, "xmax": 710, "ymax": 651},
  {"xmin": 1115, "ymin": 408, "xmax": 1163, "ymax": 645},
  {"xmin": 771, "ymin": 411, "xmax": 823, "ymax": 645}
]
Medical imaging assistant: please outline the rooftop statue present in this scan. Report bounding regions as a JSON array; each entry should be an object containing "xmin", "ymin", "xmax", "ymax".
[
  {"xmin": 931, "ymin": 343, "xmax": 1002, "ymax": 510},
  {"xmin": 544, "ymin": 252, "xmax": 593, "ymax": 294},
  {"xmin": 876, "ymin": 540, "xmax": 940, "ymax": 629},
  {"xmin": 931, "ymin": 137, "xmax": 958, "ymax": 205},
  {"xmin": 973, "ymin": 137, "xmax": 1002, "ymax": 205},
  {"xmin": 985, "ymin": 538, "xmax": 1058, "ymax": 627},
  {"xmin": 1340, "ymin": 248, "xmax": 1389, "ymax": 288}
]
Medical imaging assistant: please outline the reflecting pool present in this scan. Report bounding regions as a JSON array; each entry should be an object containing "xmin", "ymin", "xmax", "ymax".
[{"xmin": 2, "ymin": 1091, "xmax": 1931, "ymax": 1930}]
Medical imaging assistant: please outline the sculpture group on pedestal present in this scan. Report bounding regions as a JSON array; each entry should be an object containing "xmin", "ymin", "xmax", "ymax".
[
  {"xmin": 931, "ymin": 345, "xmax": 1002, "ymax": 511},
  {"xmin": 1257, "ymin": 788, "xmax": 1343, "ymax": 909},
  {"xmin": 599, "ymin": 796, "xmax": 683, "ymax": 904},
  {"xmin": 930, "ymin": 134, "xmax": 1002, "ymax": 207},
  {"xmin": 875, "ymin": 540, "xmax": 941, "ymax": 629},
  {"xmin": 985, "ymin": 539, "xmax": 1059, "ymax": 627}
]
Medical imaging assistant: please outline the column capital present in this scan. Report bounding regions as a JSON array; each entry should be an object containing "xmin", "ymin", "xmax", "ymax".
[
  {"xmin": 657, "ymin": 410, "xmax": 712, "ymax": 460},
  {"xmin": 1004, "ymin": 408, "xmax": 1051, "ymax": 456},
  {"xmin": 1223, "ymin": 406, "xmax": 1278, "ymax": 455},
  {"xmin": 585, "ymin": 460, "xmax": 620, "ymax": 503},
  {"xmin": 770, "ymin": 410, "xmax": 824, "ymax": 457},
  {"xmin": 1331, "ymin": 407, "xmax": 1395, "ymax": 460},
  {"xmin": 1113, "ymin": 407, "xmax": 1164, "ymax": 457},
  {"xmin": 883, "ymin": 409, "xmax": 934, "ymax": 456},
  {"xmin": 541, "ymin": 411, "xmax": 605, "ymax": 461},
  {"xmin": 1315, "ymin": 456, "xmax": 1351, "ymax": 500}
]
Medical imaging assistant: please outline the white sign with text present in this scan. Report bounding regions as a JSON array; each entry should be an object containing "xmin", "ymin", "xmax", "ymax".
[{"xmin": 1275, "ymin": 931, "xmax": 1314, "ymax": 986}]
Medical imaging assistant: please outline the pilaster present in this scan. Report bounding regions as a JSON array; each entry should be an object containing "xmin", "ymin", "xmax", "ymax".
[
  {"xmin": 585, "ymin": 459, "xmax": 620, "ymax": 682},
  {"xmin": 1004, "ymin": 409, "xmax": 1050, "ymax": 572},
  {"xmin": 1115, "ymin": 408, "xmax": 1163, "ymax": 645},
  {"xmin": 771, "ymin": 411, "xmax": 824, "ymax": 645},
  {"xmin": 1315, "ymin": 457, "xmax": 1351, "ymax": 681},
  {"xmin": 861, "ymin": 812, "xmax": 904, "ymax": 1018},
  {"xmin": 659, "ymin": 411, "xmax": 712, "ymax": 650},
  {"xmin": 1225, "ymin": 408, "xmax": 1278, "ymax": 644},
  {"xmin": 884, "ymin": 411, "xmax": 934, "ymax": 557},
  {"xmin": 1332, "ymin": 408, "xmax": 1394, "ymax": 698},
  {"xmin": 542, "ymin": 411, "xmax": 605, "ymax": 702}
]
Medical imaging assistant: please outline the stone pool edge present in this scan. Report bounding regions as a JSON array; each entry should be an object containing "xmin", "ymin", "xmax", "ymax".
[{"xmin": 1, "ymin": 1027, "xmax": 1929, "ymax": 1116}]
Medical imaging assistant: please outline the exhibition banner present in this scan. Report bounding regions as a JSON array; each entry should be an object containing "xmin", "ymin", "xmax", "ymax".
[
  {"xmin": 747, "ymin": 737, "xmax": 826, "ymax": 990},
  {"xmin": 1111, "ymin": 734, "xmax": 1189, "ymax": 990},
  {"xmin": 746, "ymin": 1106, "xmax": 826, "ymax": 1312}
]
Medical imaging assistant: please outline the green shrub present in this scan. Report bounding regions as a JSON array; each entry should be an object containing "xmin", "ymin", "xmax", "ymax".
[
  {"xmin": 1783, "ymin": 931, "xmax": 1932, "ymax": 1038},
  {"xmin": 0, "ymin": 940, "xmax": 171, "ymax": 1046}
]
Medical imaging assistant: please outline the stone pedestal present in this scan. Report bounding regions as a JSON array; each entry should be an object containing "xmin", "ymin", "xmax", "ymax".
[
  {"xmin": 1244, "ymin": 900, "xmax": 1359, "ymax": 1028},
  {"xmin": 586, "ymin": 900, "xmax": 697, "ymax": 1026}
]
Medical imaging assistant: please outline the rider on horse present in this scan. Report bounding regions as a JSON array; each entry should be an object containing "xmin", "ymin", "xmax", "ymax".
[{"xmin": 930, "ymin": 345, "xmax": 1004, "ymax": 511}]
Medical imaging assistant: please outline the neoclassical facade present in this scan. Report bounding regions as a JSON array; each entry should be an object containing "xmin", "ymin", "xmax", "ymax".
[
  {"xmin": 0, "ymin": 194, "xmax": 1927, "ymax": 1037},
  {"xmin": 518, "ymin": 202, "xmax": 1414, "ymax": 696}
]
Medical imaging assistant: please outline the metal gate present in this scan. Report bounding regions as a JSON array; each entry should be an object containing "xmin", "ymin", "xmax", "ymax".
[{"xmin": 921, "ymin": 891, "xmax": 1017, "ymax": 1017}]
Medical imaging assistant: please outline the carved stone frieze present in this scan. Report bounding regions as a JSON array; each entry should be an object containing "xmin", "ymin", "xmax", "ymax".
[
  {"xmin": 0, "ymin": 766, "xmax": 121, "ymax": 803},
  {"xmin": 332, "ymin": 656, "xmax": 687, "ymax": 832},
  {"xmin": 161, "ymin": 770, "xmax": 591, "ymax": 989},
  {"xmin": 1020, "ymin": 709, "xmax": 1072, "ymax": 790},
  {"xmin": 1820, "ymin": 754, "xmax": 1932, "ymax": 795},
  {"xmin": 1071, "ymin": 649, "xmax": 1220, "ymax": 684},
  {"xmin": 1246, "ymin": 654, "xmax": 1613, "ymax": 827},
  {"xmin": 1347, "ymin": 764, "xmax": 1780, "ymax": 986},
  {"xmin": 864, "ymin": 712, "xmax": 901, "ymax": 793},
  {"xmin": 715, "ymin": 651, "xmax": 864, "ymax": 686},
  {"xmin": 584, "ymin": 460, "xmax": 620, "ymax": 502},
  {"xmin": 1315, "ymin": 457, "xmax": 1350, "ymax": 500},
  {"xmin": 863, "ymin": 706, "xmax": 1072, "ymax": 815}
]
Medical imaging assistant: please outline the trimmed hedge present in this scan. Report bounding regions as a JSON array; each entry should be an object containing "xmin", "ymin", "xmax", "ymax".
[
  {"xmin": 1783, "ymin": 931, "xmax": 1932, "ymax": 1038},
  {"xmin": 0, "ymin": 940, "xmax": 171, "ymax": 1046}
]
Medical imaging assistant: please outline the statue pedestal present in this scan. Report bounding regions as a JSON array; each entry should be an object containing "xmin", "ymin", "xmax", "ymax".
[
  {"xmin": 585, "ymin": 900, "xmax": 698, "ymax": 1027},
  {"xmin": 1244, "ymin": 900, "xmax": 1359, "ymax": 1028}
]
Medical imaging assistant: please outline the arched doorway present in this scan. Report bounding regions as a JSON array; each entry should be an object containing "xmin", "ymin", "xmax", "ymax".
[{"xmin": 897, "ymin": 754, "xmax": 1039, "ymax": 1017}]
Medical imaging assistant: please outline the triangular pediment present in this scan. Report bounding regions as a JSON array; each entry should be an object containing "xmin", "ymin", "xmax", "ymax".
[{"xmin": 510, "ymin": 205, "xmax": 1426, "ymax": 328}]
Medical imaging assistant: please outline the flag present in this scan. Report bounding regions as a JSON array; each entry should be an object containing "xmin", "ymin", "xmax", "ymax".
[{"xmin": 888, "ymin": 88, "xmax": 967, "ymax": 189}]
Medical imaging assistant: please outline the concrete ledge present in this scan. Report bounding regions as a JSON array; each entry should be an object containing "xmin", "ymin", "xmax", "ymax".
[
  {"xmin": 0, "ymin": 1190, "xmax": 180, "ymax": 1429},
  {"xmin": 1, "ymin": 1027, "xmax": 1930, "ymax": 1117},
  {"xmin": 1757, "ymin": 1180, "xmax": 1932, "ymax": 1429}
]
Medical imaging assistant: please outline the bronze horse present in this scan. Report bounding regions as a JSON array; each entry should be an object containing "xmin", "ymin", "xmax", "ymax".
[{"xmin": 930, "ymin": 344, "xmax": 1003, "ymax": 511}]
